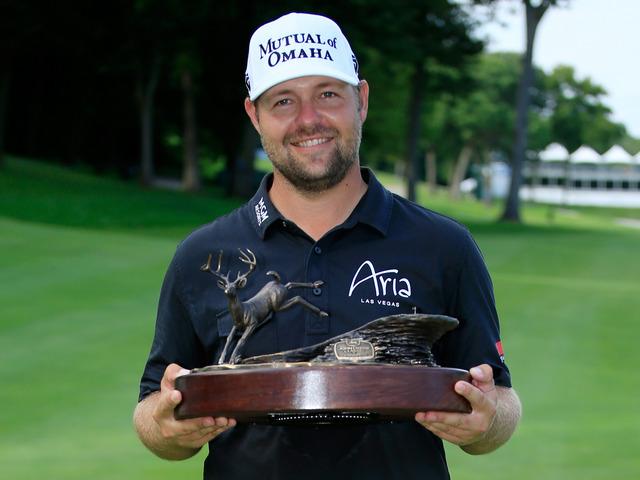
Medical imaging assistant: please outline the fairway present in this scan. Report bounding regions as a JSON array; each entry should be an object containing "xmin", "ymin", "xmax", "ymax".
[
  {"xmin": 0, "ymin": 218, "xmax": 205, "ymax": 479},
  {"xmin": 446, "ymin": 224, "xmax": 640, "ymax": 480},
  {"xmin": 1, "ymin": 159, "xmax": 639, "ymax": 479}
]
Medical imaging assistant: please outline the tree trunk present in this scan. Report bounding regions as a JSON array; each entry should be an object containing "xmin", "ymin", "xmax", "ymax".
[
  {"xmin": 233, "ymin": 119, "xmax": 260, "ymax": 199},
  {"xmin": 0, "ymin": 60, "xmax": 10, "ymax": 169},
  {"xmin": 405, "ymin": 62, "xmax": 425, "ymax": 202},
  {"xmin": 136, "ymin": 54, "xmax": 161, "ymax": 187},
  {"xmin": 425, "ymin": 148, "xmax": 437, "ymax": 196},
  {"xmin": 481, "ymin": 148, "xmax": 492, "ymax": 205},
  {"xmin": 449, "ymin": 143, "xmax": 473, "ymax": 202},
  {"xmin": 501, "ymin": 0, "xmax": 552, "ymax": 222},
  {"xmin": 181, "ymin": 69, "xmax": 201, "ymax": 193}
]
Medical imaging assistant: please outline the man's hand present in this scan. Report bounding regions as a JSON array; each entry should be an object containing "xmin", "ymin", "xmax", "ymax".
[
  {"xmin": 416, "ymin": 364, "xmax": 519, "ymax": 454},
  {"xmin": 134, "ymin": 363, "xmax": 236, "ymax": 460}
]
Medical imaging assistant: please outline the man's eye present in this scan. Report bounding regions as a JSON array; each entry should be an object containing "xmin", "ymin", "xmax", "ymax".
[
  {"xmin": 321, "ymin": 92, "xmax": 337, "ymax": 99},
  {"xmin": 275, "ymin": 99, "xmax": 291, "ymax": 107}
]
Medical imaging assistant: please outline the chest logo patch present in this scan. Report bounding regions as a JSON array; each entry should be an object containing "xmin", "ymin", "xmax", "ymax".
[{"xmin": 348, "ymin": 260, "xmax": 412, "ymax": 307}]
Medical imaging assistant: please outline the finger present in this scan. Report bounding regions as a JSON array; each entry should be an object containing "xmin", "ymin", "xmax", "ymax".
[
  {"xmin": 426, "ymin": 422, "xmax": 471, "ymax": 445},
  {"xmin": 455, "ymin": 380, "xmax": 482, "ymax": 406},
  {"xmin": 176, "ymin": 417, "xmax": 237, "ymax": 448},
  {"xmin": 415, "ymin": 412, "xmax": 472, "ymax": 445},
  {"xmin": 180, "ymin": 416, "xmax": 236, "ymax": 437},
  {"xmin": 469, "ymin": 364, "xmax": 495, "ymax": 390}
]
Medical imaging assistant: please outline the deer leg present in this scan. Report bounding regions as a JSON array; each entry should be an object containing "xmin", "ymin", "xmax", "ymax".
[
  {"xmin": 279, "ymin": 296, "xmax": 328, "ymax": 317},
  {"xmin": 218, "ymin": 325, "xmax": 237, "ymax": 365},
  {"xmin": 229, "ymin": 323, "xmax": 257, "ymax": 364},
  {"xmin": 285, "ymin": 280, "xmax": 324, "ymax": 290}
]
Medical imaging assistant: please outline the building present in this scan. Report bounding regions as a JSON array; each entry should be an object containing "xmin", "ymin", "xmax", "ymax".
[{"xmin": 521, "ymin": 143, "xmax": 640, "ymax": 207}]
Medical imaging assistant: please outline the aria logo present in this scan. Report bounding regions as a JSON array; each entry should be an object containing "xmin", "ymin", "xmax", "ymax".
[{"xmin": 349, "ymin": 260, "xmax": 412, "ymax": 308}]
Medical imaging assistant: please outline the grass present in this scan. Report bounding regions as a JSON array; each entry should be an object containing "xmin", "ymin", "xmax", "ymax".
[{"xmin": 1, "ymin": 156, "xmax": 639, "ymax": 479}]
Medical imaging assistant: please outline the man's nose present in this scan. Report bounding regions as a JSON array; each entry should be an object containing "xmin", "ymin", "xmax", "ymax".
[{"xmin": 296, "ymin": 100, "xmax": 322, "ymax": 127}]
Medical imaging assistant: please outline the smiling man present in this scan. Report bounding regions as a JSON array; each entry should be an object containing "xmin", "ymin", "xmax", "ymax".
[{"xmin": 134, "ymin": 12, "xmax": 521, "ymax": 480}]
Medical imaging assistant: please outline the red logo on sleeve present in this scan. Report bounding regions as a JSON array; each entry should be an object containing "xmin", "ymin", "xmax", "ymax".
[{"xmin": 496, "ymin": 341, "xmax": 505, "ymax": 362}]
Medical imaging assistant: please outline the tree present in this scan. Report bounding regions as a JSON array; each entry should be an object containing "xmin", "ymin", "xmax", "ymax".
[
  {"xmin": 546, "ymin": 65, "xmax": 625, "ymax": 153},
  {"xmin": 444, "ymin": 53, "xmax": 523, "ymax": 200},
  {"xmin": 501, "ymin": 0, "xmax": 556, "ymax": 222},
  {"xmin": 329, "ymin": 0, "xmax": 483, "ymax": 201},
  {"xmin": 422, "ymin": 52, "xmax": 547, "ymax": 201}
]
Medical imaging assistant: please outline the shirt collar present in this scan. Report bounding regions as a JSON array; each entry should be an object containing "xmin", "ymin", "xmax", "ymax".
[
  {"xmin": 246, "ymin": 168, "xmax": 394, "ymax": 239},
  {"xmin": 344, "ymin": 167, "xmax": 393, "ymax": 237},
  {"xmin": 247, "ymin": 174, "xmax": 282, "ymax": 239}
]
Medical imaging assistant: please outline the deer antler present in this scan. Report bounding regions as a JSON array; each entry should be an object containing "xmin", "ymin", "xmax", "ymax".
[
  {"xmin": 201, "ymin": 249, "xmax": 256, "ymax": 292},
  {"xmin": 201, "ymin": 251, "xmax": 233, "ymax": 289},
  {"xmin": 235, "ymin": 249, "xmax": 256, "ymax": 284},
  {"xmin": 201, "ymin": 251, "xmax": 223, "ymax": 274}
]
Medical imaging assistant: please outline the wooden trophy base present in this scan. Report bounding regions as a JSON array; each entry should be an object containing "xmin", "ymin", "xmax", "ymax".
[{"xmin": 175, "ymin": 363, "xmax": 471, "ymax": 425}]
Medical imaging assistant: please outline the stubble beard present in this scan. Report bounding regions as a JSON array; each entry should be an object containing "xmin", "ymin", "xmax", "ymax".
[{"xmin": 262, "ymin": 120, "xmax": 362, "ymax": 194}]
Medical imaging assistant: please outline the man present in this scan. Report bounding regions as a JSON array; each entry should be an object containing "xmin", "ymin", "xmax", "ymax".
[{"xmin": 134, "ymin": 12, "xmax": 521, "ymax": 479}]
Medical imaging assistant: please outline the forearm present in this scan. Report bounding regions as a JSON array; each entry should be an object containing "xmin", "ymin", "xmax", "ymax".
[
  {"xmin": 461, "ymin": 386, "xmax": 522, "ymax": 455},
  {"xmin": 133, "ymin": 392, "xmax": 202, "ymax": 461}
]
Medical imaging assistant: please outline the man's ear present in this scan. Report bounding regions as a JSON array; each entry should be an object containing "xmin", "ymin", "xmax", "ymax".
[
  {"xmin": 244, "ymin": 97, "xmax": 261, "ymax": 133},
  {"xmin": 358, "ymin": 80, "xmax": 370, "ymax": 124}
]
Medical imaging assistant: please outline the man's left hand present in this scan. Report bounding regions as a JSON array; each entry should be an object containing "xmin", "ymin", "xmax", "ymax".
[{"xmin": 415, "ymin": 363, "xmax": 497, "ymax": 446}]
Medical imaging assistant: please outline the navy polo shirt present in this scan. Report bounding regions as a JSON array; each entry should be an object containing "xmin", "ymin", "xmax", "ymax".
[{"xmin": 139, "ymin": 168, "xmax": 511, "ymax": 480}]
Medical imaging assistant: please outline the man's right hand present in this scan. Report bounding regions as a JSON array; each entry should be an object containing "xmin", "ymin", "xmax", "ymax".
[{"xmin": 134, "ymin": 363, "xmax": 236, "ymax": 460}]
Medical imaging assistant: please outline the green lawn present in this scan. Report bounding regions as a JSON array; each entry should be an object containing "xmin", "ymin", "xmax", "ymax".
[{"xmin": 1, "ymin": 157, "xmax": 638, "ymax": 479}]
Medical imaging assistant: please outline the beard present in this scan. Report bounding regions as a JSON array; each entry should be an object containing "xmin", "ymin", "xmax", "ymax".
[{"xmin": 261, "ymin": 120, "xmax": 362, "ymax": 194}]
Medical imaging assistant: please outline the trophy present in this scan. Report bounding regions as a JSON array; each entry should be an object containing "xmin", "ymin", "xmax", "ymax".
[{"xmin": 175, "ymin": 249, "xmax": 471, "ymax": 425}]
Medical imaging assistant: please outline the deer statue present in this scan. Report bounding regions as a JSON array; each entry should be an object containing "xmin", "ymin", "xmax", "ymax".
[{"xmin": 201, "ymin": 248, "xmax": 329, "ymax": 364}]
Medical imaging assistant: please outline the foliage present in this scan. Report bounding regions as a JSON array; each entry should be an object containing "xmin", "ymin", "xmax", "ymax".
[
  {"xmin": 545, "ymin": 65, "xmax": 626, "ymax": 153},
  {"xmin": 619, "ymin": 133, "xmax": 640, "ymax": 156},
  {"xmin": 423, "ymin": 50, "xmax": 628, "ymax": 191},
  {"xmin": 1, "ymin": 0, "xmax": 636, "ymax": 202},
  {"xmin": 0, "ymin": 0, "xmax": 485, "ymax": 194}
]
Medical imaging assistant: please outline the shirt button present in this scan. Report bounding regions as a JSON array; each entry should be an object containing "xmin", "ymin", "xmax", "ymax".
[
  {"xmin": 313, "ymin": 287, "xmax": 322, "ymax": 296},
  {"xmin": 314, "ymin": 246, "xmax": 322, "ymax": 254}
]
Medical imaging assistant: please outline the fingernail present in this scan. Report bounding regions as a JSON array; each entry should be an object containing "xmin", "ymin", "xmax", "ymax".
[{"xmin": 177, "ymin": 368, "xmax": 190, "ymax": 376}]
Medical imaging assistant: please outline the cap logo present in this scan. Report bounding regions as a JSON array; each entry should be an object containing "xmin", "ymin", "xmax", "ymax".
[{"xmin": 258, "ymin": 33, "xmax": 337, "ymax": 68}]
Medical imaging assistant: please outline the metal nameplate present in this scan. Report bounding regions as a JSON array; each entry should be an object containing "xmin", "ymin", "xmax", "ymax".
[{"xmin": 334, "ymin": 338, "xmax": 375, "ymax": 361}]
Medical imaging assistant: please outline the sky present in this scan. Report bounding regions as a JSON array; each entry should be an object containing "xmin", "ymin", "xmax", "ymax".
[{"xmin": 468, "ymin": 0, "xmax": 640, "ymax": 138}]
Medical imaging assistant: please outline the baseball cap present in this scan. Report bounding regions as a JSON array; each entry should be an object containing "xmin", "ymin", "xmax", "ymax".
[{"xmin": 245, "ymin": 12, "xmax": 360, "ymax": 101}]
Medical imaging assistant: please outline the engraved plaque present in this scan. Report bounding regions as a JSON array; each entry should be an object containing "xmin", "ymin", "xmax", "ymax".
[{"xmin": 334, "ymin": 339, "xmax": 375, "ymax": 361}]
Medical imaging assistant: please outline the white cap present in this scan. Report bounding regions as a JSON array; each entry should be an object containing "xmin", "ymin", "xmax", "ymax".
[{"xmin": 245, "ymin": 12, "xmax": 360, "ymax": 101}]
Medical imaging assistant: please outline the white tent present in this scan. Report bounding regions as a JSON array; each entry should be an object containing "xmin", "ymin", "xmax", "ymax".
[
  {"xmin": 569, "ymin": 145, "xmax": 601, "ymax": 164},
  {"xmin": 539, "ymin": 143, "xmax": 569, "ymax": 162},
  {"xmin": 601, "ymin": 145, "xmax": 633, "ymax": 165}
]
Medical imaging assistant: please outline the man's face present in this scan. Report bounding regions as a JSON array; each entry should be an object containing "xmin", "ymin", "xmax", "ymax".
[{"xmin": 245, "ymin": 76, "xmax": 369, "ymax": 194}]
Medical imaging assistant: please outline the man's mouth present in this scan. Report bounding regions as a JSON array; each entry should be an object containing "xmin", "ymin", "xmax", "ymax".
[{"xmin": 291, "ymin": 137, "xmax": 332, "ymax": 148}]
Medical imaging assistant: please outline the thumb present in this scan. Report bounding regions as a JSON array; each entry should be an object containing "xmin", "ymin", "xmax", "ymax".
[{"xmin": 162, "ymin": 364, "xmax": 190, "ymax": 390}]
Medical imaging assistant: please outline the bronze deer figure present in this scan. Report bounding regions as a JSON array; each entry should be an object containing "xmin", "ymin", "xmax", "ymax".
[{"xmin": 201, "ymin": 249, "xmax": 328, "ymax": 364}]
